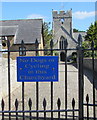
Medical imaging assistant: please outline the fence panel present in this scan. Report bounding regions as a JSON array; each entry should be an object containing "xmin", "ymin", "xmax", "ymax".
[{"xmin": 0, "ymin": 38, "xmax": 97, "ymax": 120}]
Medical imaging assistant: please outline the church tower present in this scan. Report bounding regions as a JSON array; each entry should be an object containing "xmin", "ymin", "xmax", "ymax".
[
  {"xmin": 52, "ymin": 10, "xmax": 77, "ymax": 61},
  {"xmin": 53, "ymin": 10, "xmax": 72, "ymax": 39}
]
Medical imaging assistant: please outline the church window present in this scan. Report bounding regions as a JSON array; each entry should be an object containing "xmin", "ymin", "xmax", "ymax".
[
  {"xmin": 60, "ymin": 18, "xmax": 64, "ymax": 24},
  {"xmin": 59, "ymin": 36, "xmax": 68, "ymax": 49}
]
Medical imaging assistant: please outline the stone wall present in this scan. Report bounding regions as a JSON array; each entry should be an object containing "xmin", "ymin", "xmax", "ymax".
[
  {"xmin": 2, "ymin": 43, "xmax": 44, "ymax": 60},
  {"xmin": 83, "ymin": 58, "xmax": 97, "ymax": 73}
]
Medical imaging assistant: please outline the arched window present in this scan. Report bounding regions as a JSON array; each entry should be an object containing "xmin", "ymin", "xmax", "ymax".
[{"xmin": 59, "ymin": 36, "xmax": 68, "ymax": 49}]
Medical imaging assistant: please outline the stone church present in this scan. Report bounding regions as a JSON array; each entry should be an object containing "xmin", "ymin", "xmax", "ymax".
[
  {"xmin": 52, "ymin": 10, "xmax": 86, "ymax": 61},
  {"xmin": 0, "ymin": 19, "xmax": 44, "ymax": 59},
  {"xmin": 0, "ymin": 9, "xmax": 86, "ymax": 60}
]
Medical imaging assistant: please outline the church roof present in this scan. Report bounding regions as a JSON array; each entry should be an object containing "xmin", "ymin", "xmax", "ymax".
[
  {"xmin": 0, "ymin": 26, "xmax": 18, "ymax": 36},
  {"xmin": 73, "ymin": 32, "xmax": 86, "ymax": 42},
  {"xmin": 0, "ymin": 19, "xmax": 43, "ymax": 44}
]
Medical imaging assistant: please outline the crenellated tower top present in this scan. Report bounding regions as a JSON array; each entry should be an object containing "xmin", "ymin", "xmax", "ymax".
[{"xmin": 52, "ymin": 9, "xmax": 72, "ymax": 18}]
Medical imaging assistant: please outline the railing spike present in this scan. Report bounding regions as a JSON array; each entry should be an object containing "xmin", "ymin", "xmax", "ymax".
[
  {"xmin": 72, "ymin": 98, "xmax": 75, "ymax": 109},
  {"xmin": 15, "ymin": 99, "xmax": 18, "ymax": 111},
  {"xmin": 35, "ymin": 39, "xmax": 39, "ymax": 49},
  {"xmin": 21, "ymin": 40, "xmax": 24, "ymax": 44},
  {"xmin": 86, "ymin": 94, "xmax": 89, "ymax": 103},
  {"xmin": 43, "ymin": 98, "xmax": 46, "ymax": 109},
  {"xmin": 50, "ymin": 39, "xmax": 53, "ymax": 49},
  {"xmin": 91, "ymin": 40, "xmax": 94, "ymax": 49},
  {"xmin": 57, "ymin": 98, "xmax": 61, "ymax": 109},
  {"xmin": 7, "ymin": 39, "xmax": 10, "ymax": 47},
  {"xmin": 1, "ymin": 99, "xmax": 5, "ymax": 111},
  {"xmin": 78, "ymin": 34, "xmax": 82, "ymax": 47},
  {"xmin": 21, "ymin": 40, "xmax": 24, "ymax": 48},
  {"xmin": 28, "ymin": 98, "xmax": 32, "ymax": 109}
]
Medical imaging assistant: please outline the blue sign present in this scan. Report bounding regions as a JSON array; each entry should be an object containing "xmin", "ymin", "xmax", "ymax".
[{"xmin": 17, "ymin": 56, "xmax": 58, "ymax": 82}]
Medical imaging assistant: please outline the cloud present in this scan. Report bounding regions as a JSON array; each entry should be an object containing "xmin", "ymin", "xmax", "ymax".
[
  {"xmin": 27, "ymin": 14, "xmax": 46, "ymax": 19},
  {"xmin": 73, "ymin": 11, "xmax": 97, "ymax": 19}
]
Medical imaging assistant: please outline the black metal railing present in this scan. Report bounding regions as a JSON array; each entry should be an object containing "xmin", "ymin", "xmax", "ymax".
[
  {"xmin": 1, "ymin": 97, "xmax": 78, "ymax": 120},
  {"xmin": 0, "ymin": 34, "xmax": 97, "ymax": 120}
]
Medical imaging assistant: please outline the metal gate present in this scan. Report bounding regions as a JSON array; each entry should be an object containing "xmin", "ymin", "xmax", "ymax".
[{"xmin": 0, "ymin": 34, "xmax": 97, "ymax": 120}]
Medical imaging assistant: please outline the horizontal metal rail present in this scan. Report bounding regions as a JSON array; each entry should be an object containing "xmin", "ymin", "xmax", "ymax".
[
  {"xmin": 83, "ymin": 103, "xmax": 97, "ymax": 106},
  {"xmin": 0, "ymin": 48, "xmax": 97, "ymax": 53},
  {"xmin": 0, "ymin": 109, "xmax": 79, "ymax": 113}
]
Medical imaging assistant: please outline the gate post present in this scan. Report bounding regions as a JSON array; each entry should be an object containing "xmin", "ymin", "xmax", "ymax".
[{"xmin": 77, "ymin": 34, "xmax": 84, "ymax": 120}]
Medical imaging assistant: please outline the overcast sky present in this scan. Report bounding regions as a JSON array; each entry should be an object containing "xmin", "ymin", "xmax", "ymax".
[{"xmin": 0, "ymin": 2, "xmax": 96, "ymax": 31}]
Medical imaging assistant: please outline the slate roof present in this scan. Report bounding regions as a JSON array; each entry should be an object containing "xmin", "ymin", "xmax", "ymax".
[
  {"xmin": 0, "ymin": 19, "xmax": 43, "ymax": 44},
  {"xmin": 0, "ymin": 26, "xmax": 18, "ymax": 36}
]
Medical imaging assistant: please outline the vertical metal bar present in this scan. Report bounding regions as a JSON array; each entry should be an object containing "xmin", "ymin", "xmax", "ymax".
[
  {"xmin": 72, "ymin": 98, "xmax": 75, "ymax": 120},
  {"xmin": 16, "ymin": 111, "xmax": 18, "ymax": 120},
  {"xmin": 65, "ymin": 50, "xmax": 67, "ymax": 119},
  {"xmin": 36, "ymin": 82, "xmax": 39, "ymax": 120},
  {"xmin": 73, "ymin": 111, "xmax": 75, "ymax": 120},
  {"xmin": 78, "ymin": 47, "xmax": 84, "ymax": 120},
  {"xmin": 2, "ymin": 111, "xmax": 4, "ymax": 120},
  {"xmin": 43, "ymin": 98, "xmax": 46, "ymax": 120},
  {"xmin": 22, "ymin": 55, "xmax": 25, "ymax": 120},
  {"xmin": 57, "ymin": 98, "xmax": 61, "ymax": 120},
  {"xmin": 7, "ymin": 40, "xmax": 11, "ymax": 120},
  {"xmin": 20, "ymin": 40, "xmax": 25, "ymax": 120},
  {"xmin": 1, "ymin": 99, "xmax": 4, "ymax": 120},
  {"xmin": 58, "ymin": 110, "xmax": 60, "ymax": 119},
  {"xmin": 2, "ymin": 112, "xmax": 4, "ymax": 120},
  {"xmin": 28, "ymin": 98, "xmax": 32, "ymax": 120},
  {"xmin": 50, "ymin": 40, "xmax": 53, "ymax": 120},
  {"xmin": 35, "ymin": 39, "xmax": 39, "ymax": 120},
  {"xmin": 73, "ymin": 109, "xmax": 75, "ymax": 120},
  {"xmin": 91, "ymin": 41, "xmax": 96, "ymax": 120},
  {"xmin": 44, "ymin": 110, "xmax": 46, "ymax": 120},
  {"xmin": 22, "ymin": 82, "xmax": 25, "ymax": 120},
  {"xmin": 87, "ymin": 105, "xmax": 89, "ymax": 120},
  {"xmin": 29, "ymin": 111, "xmax": 31, "ymax": 120},
  {"xmin": 44, "ymin": 106, "xmax": 46, "ymax": 120},
  {"xmin": 15, "ymin": 99, "xmax": 18, "ymax": 120},
  {"xmin": 86, "ymin": 94, "xmax": 89, "ymax": 120},
  {"xmin": 51, "ymin": 81, "xmax": 53, "ymax": 119},
  {"xmin": 77, "ymin": 34, "xmax": 84, "ymax": 120},
  {"xmin": 29, "ymin": 106, "xmax": 32, "ymax": 120}
]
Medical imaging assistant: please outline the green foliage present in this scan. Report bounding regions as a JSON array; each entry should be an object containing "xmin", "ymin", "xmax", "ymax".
[
  {"xmin": 82, "ymin": 41, "xmax": 97, "ymax": 57},
  {"xmin": 73, "ymin": 28, "xmax": 85, "ymax": 32},
  {"xmin": 82, "ymin": 21, "xmax": 97, "ymax": 57},
  {"xmin": 43, "ymin": 22, "xmax": 53, "ymax": 55},
  {"xmin": 71, "ymin": 55, "xmax": 77, "ymax": 63},
  {"xmin": 53, "ymin": 51, "xmax": 59, "ymax": 56},
  {"xmin": 73, "ymin": 28, "xmax": 79, "ymax": 32},
  {"xmin": 85, "ymin": 21, "xmax": 97, "ymax": 48},
  {"xmin": 82, "ymin": 41, "xmax": 91, "ymax": 49}
]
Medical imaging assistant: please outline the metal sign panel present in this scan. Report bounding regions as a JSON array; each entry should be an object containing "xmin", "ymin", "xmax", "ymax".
[{"xmin": 17, "ymin": 56, "xmax": 58, "ymax": 82}]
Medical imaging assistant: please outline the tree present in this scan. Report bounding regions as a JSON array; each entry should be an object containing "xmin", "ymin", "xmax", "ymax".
[
  {"xmin": 85, "ymin": 21, "xmax": 97, "ymax": 48},
  {"xmin": 82, "ymin": 21, "xmax": 97, "ymax": 57},
  {"xmin": 73, "ymin": 28, "xmax": 85, "ymax": 32},
  {"xmin": 43, "ymin": 22, "xmax": 53, "ymax": 55},
  {"xmin": 73, "ymin": 28, "xmax": 79, "ymax": 32}
]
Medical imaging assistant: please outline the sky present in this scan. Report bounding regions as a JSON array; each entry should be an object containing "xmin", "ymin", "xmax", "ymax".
[{"xmin": 0, "ymin": 2, "xmax": 97, "ymax": 31}]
